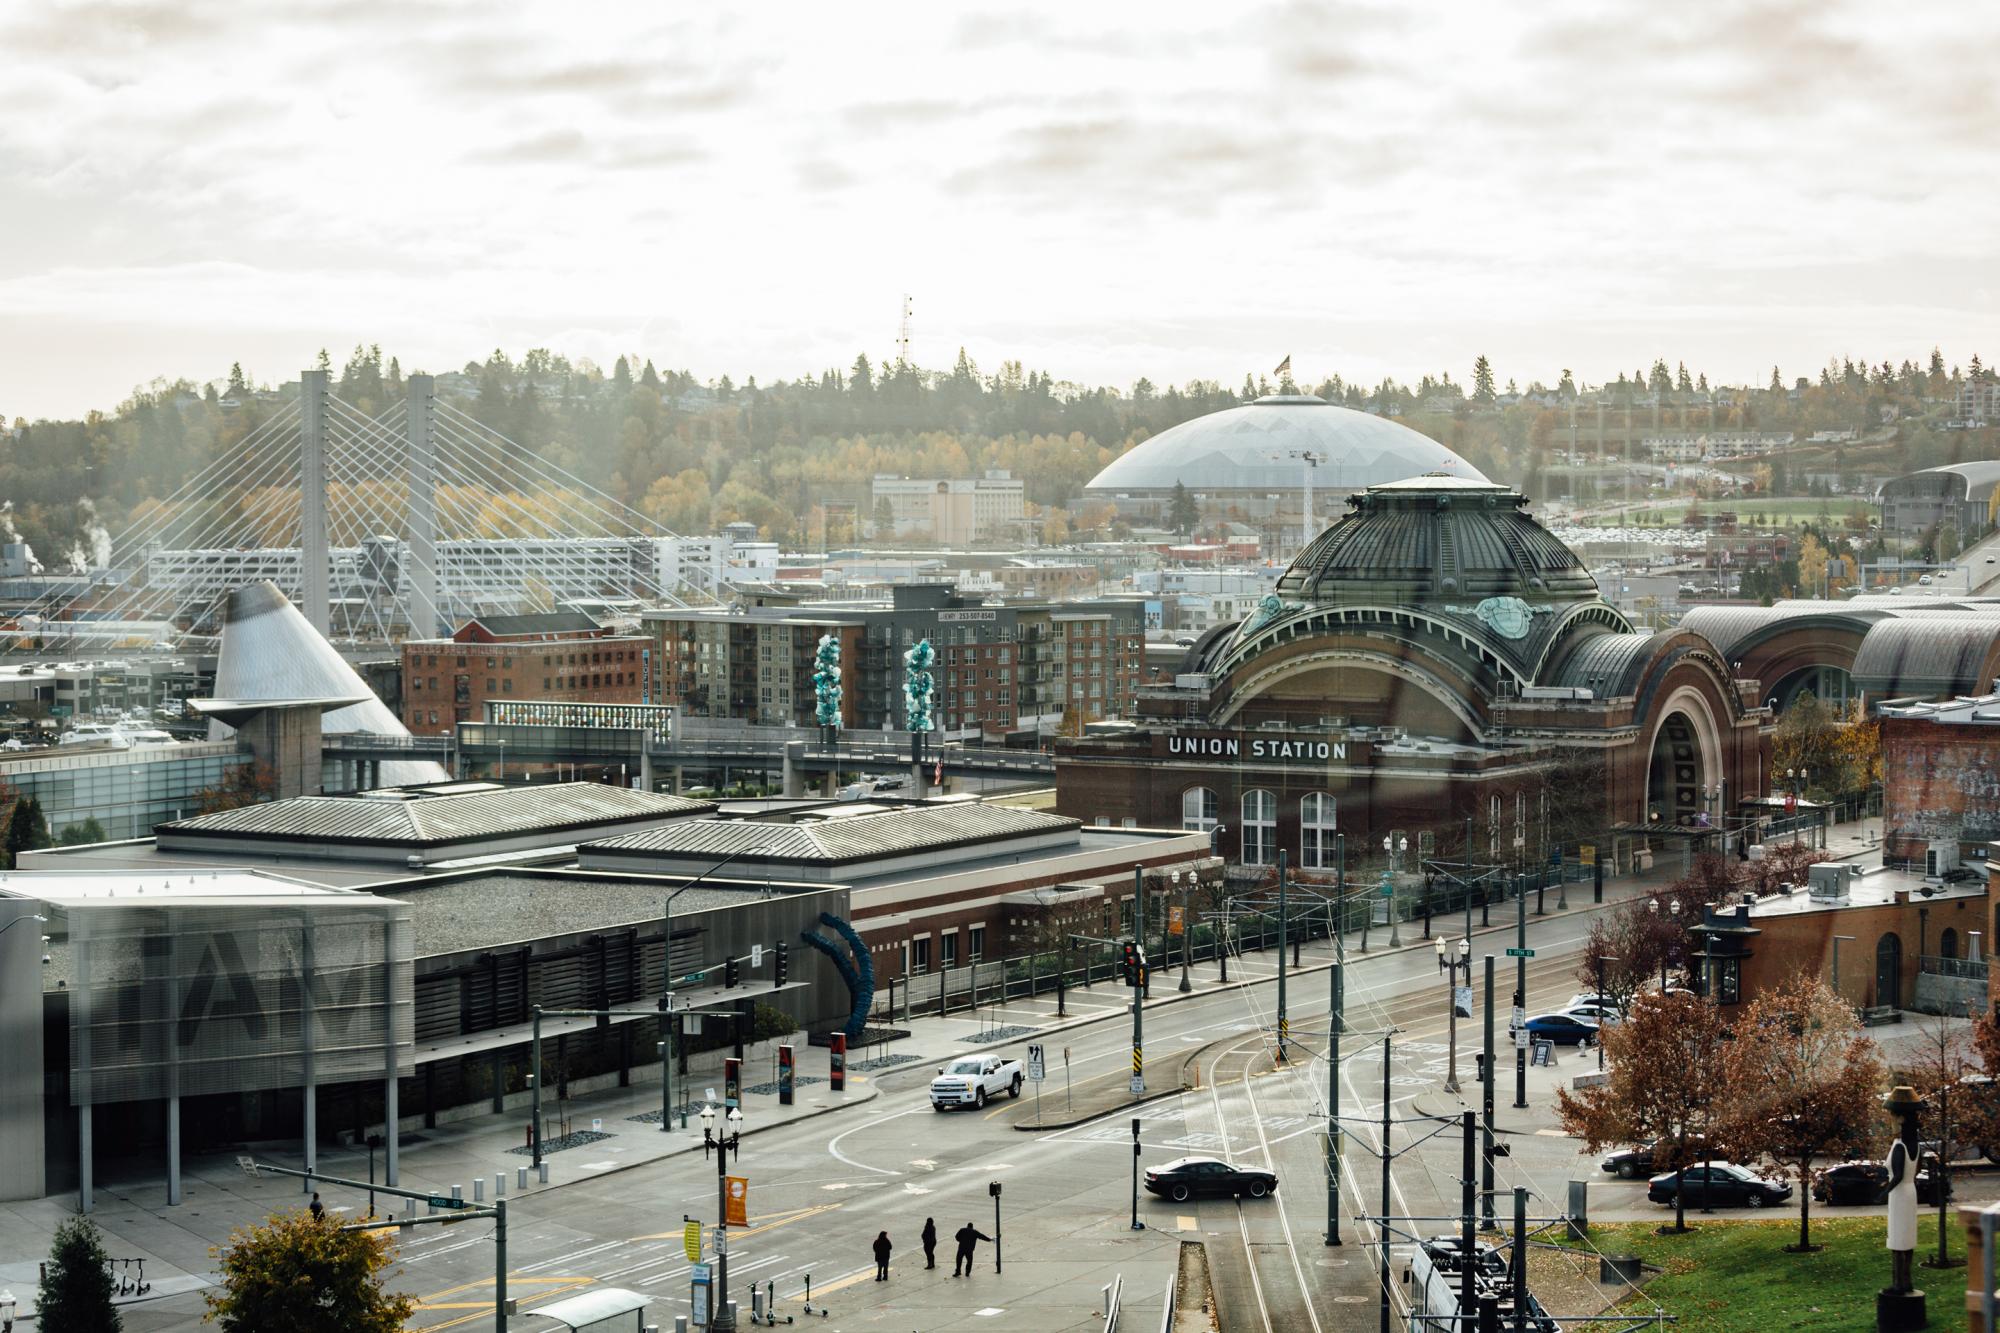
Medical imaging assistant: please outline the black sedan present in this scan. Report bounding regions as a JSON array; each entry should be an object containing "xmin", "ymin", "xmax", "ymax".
[
  {"xmin": 1143, "ymin": 1156, "xmax": 1278, "ymax": 1203},
  {"xmin": 1601, "ymin": 1135, "xmax": 1707, "ymax": 1180},
  {"xmin": 1522, "ymin": 1013, "xmax": 1599, "ymax": 1046},
  {"xmin": 1646, "ymin": 1161, "xmax": 1791, "ymax": 1208},
  {"xmin": 1814, "ymin": 1159, "xmax": 1949, "ymax": 1207}
]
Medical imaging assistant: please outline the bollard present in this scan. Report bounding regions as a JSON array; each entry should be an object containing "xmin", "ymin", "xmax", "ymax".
[
  {"xmin": 427, "ymin": 1197, "xmax": 438, "ymax": 1215},
  {"xmin": 1103, "ymin": 1283, "xmax": 1112, "ymax": 1315},
  {"xmin": 675, "ymin": 1318, "xmax": 689, "ymax": 1333},
  {"xmin": 538, "ymin": 1161, "xmax": 550, "ymax": 1185},
  {"xmin": 517, "ymin": 1166, "xmax": 529, "ymax": 1190},
  {"xmin": 451, "ymin": 1184, "xmax": 463, "ymax": 1205},
  {"xmin": 726, "ymin": 1300, "xmax": 738, "ymax": 1328},
  {"xmin": 474, "ymin": 1178, "xmax": 485, "ymax": 1203},
  {"xmin": 495, "ymin": 1172, "xmax": 506, "ymax": 1197}
]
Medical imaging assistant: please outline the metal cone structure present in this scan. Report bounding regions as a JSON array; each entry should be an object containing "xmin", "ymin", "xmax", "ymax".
[{"xmin": 209, "ymin": 581, "xmax": 447, "ymax": 785}]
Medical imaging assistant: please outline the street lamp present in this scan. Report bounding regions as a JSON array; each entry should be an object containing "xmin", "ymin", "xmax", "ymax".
[
  {"xmin": 1, "ymin": 1288, "xmax": 16, "ymax": 1333},
  {"xmin": 700, "ymin": 1102, "xmax": 746, "ymax": 1332},
  {"xmin": 1444, "ymin": 937, "xmax": 1470, "ymax": 1092},
  {"xmin": 661, "ymin": 845, "xmax": 772, "ymax": 1131},
  {"xmin": 1173, "ymin": 870, "xmax": 1192, "ymax": 993},
  {"xmin": 1382, "ymin": 835, "xmax": 1408, "ymax": 948},
  {"xmin": 1647, "ymin": 898, "xmax": 1684, "ymax": 990},
  {"xmin": 1594, "ymin": 954, "xmax": 1620, "ymax": 1071}
]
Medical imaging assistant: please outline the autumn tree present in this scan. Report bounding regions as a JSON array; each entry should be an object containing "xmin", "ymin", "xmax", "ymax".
[
  {"xmin": 39, "ymin": 1216, "xmax": 120, "ymax": 1333},
  {"xmin": 195, "ymin": 762, "xmax": 278, "ymax": 814},
  {"xmin": 1770, "ymin": 694, "xmax": 1880, "ymax": 800},
  {"xmin": 204, "ymin": 1209, "xmax": 415, "ymax": 1333},
  {"xmin": 1556, "ymin": 991, "xmax": 1730, "ymax": 1234},
  {"xmin": 1717, "ymin": 974, "xmax": 1885, "ymax": 1252}
]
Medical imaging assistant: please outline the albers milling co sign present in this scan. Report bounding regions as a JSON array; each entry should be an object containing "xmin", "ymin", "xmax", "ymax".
[{"xmin": 1163, "ymin": 731, "xmax": 1349, "ymax": 761}]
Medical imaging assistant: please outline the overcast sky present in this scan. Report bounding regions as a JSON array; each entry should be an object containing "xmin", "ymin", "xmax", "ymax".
[{"xmin": 4, "ymin": 0, "xmax": 1995, "ymax": 420}]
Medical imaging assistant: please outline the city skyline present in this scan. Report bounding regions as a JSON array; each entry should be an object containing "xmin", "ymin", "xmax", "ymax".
[{"xmin": 4, "ymin": 0, "xmax": 1996, "ymax": 420}]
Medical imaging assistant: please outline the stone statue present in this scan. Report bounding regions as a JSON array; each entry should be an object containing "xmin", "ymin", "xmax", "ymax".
[{"xmin": 1877, "ymin": 1084, "xmax": 1926, "ymax": 1332}]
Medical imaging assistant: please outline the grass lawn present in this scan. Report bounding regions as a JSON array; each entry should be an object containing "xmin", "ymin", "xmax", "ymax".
[{"xmin": 1570, "ymin": 1214, "xmax": 1968, "ymax": 1332}]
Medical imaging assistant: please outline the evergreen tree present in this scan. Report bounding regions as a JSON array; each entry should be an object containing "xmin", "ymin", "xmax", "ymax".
[
  {"xmin": 612, "ymin": 356, "xmax": 633, "ymax": 392},
  {"xmin": 1471, "ymin": 355, "xmax": 1496, "ymax": 404},
  {"xmin": 315, "ymin": 347, "xmax": 331, "ymax": 373},
  {"xmin": 1676, "ymin": 361, "xmax": 1692, "ymax": 393},
  {"xmin": 1558, "ymin": 368, "xmax": 1577, "ymax": 397},
  {"xmin": 6, "ymin": 796, "xmax": 50, "ymax": 867},
  {"xmin": 204, "ymin": 1208, "xmax": 413, "ymax": 1333},
  {"xmin": 872, "ymin": 496, "xmax": 896, "ymax": 537},
  {"xmin": 57, "ymin": 816, "xmax": 108, "ymax": 846},
  {"xmin": 1697, "ymin": 372, "xmax": 1709, "ymax": 393},
  {"xmin": 1770, "ymin": 366, "xmax": 1783, "ymax": 392},
  {"xmin": 226, "ymin": 361, "xmax": 249, "ymax": 397},
  {"xmin": 641, "ymin": 359, "xmax": 661, "ymax": 389},
  {"xmin": 1167, "ymin": 481, "xmax": 1200, "ymax": 536},
  {"xmin": 38, "ymin": 1216, "xmax": 121, "ymax": 1333}
]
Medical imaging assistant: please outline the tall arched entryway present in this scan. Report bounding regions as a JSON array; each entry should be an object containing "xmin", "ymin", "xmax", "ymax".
[
  {"xmin": 1646, "ymin": 711, "xmax": 1709, "ymax": 826},
  {"xmin": 1876, "ymin": 933, "xmax": 1903, "ymax": 1010}
]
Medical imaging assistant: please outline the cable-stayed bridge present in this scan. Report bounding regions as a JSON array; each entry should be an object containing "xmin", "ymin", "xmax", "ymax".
[{"xmin": 25, "ymin": 369, "xmax": 712, "ymax": 647}]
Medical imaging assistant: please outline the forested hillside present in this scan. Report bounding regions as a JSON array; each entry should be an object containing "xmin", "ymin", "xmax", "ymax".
[{"xmin": 0, "ymin": 345, "xmax": 1987, "ymax": 562}]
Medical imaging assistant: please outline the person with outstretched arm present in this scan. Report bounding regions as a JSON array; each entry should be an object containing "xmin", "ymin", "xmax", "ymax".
[{"xmin": 951, "ymin": 1221, "xmax": 991, "ymax": 1276}]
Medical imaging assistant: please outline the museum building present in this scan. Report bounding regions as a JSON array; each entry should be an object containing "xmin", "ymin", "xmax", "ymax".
[{"xmin": 1057, "ymin": 474, "xmax": 1774, "ymax": 866}]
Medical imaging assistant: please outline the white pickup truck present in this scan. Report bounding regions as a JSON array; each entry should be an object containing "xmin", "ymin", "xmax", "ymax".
[{"xmin": 930, "ymin": 1054, "xmax": 1024, "ymax": 1111}]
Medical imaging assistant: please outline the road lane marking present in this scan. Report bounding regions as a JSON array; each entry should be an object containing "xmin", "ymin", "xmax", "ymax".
[{"xmin": 794, "ymin": 1264, "xmax": 880, "ymax": 1300}]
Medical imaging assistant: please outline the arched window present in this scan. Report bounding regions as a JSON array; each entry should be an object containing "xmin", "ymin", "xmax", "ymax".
[
  {"xmin": 1181, "ymin": 787, "xmax": 1218, "ymax": 834},
  {"xmin": 1301, "ymin": 793, "xmax": 1337, "ymax": 870},
  {"xmin": 1242, "ymin": 790, "xmax": 1276, "ymax": 865},
  {"xmin": 1940, "ymin": 927, "xmax": 1959, "ymax": 961}
]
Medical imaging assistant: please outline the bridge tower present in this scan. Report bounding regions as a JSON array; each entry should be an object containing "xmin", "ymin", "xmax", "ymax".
[
  {"xmin": 405, "ymin": 374, "xmax": 441, "ymax": 638},
  {"xmin": 298, "ymin": 368, "xmax": 331, "ymax": 634}
]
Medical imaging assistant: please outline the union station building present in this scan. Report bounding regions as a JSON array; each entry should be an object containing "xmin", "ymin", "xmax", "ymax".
[{"xmin": 1056, "ymin": 477, "xmax": 2000, "ymax": 882}]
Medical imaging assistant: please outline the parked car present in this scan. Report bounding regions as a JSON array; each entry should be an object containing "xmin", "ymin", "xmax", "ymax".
[
  {"xmin": 1646, "ymin": 1161, "xmax": 1791, "ymax": 1208},
  {"xmin": 1813, "ymin": 1158, "xmax": 1949, "ymax": 1207},
  {"xmin": 930, "ymin": 1054, "xmax": 1023, "ymax": 1110},
  {"xmin": 1566, "ymin": 992, "xmax": 1614, "ymax": 1010},
  {"xmin": 1143, "ymin": 1156, "xmax": 1278, "ymax": 1202},
  {"xmin": 1601, "ymin": 1135, "xmax": 1707, "ymax": 1180},
  {"xmin": 1523, "ymin": 1013, "xmax": 1600, "ymax": 1045},
  {"xmin": 1562, "ymin": 1003, "xmax": 1623, "ymax": 1027}
]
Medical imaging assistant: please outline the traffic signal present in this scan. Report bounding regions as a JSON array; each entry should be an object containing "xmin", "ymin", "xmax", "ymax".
[
  {"xmin": 724, "ymin": 956, "xmax": 739, "ymax": 989},
  {"xmin": 1136, "ymin": 964, "xmax": 1149, "ymax": 991},
  {"xmin": 1120, "ymin": 940, "xmax": 1138, "ymax": 986},
  {"xmin": 775, "ymin": 942, "xmax": 789, "ymax": 986}
]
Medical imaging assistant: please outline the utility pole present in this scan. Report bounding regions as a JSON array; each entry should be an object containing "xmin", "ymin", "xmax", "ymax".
[
  {"xmin": 1482, "ymin": 953, "xmax": 1497, "ymax": 1230},
  {"xmin": 1460, "ymin": 1110, "xmax": 1477, "ymax": 1323},
  {"xmin": 1276, "ymin": 850, "xmax": 1289, "ymax": 1060},
  {"xmin": 1325, "ymin": 955, "xmax": 1343, "ymax": 1246},
  {"xmin": 1515, "ymin": 853, "xmax": 1529, "ymax": 1111},
  {"xmin": 1512, "ymin": 1186, "xmax": 1530, "ymax": 1333},
  {"xmin": 1337, "ymin": 832, "xmax": 1351, "ymax": 953},
  {"xmin": 1378, "ymin": 1031, "xmax": 1393, "ymax": 1333}
]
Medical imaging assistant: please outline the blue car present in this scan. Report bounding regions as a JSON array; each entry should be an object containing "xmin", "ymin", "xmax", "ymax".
[{"xmin": 1522, "ymin": 1012, "xmax": 1599, "ymax": 1045}]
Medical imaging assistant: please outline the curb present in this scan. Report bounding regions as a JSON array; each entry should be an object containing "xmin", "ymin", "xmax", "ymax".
[
  {"xmin": 503, "ymin": 1078, "xmax": 884, "ymax": 1196},
  {"xmin": 1009, "ymin": 1030, "xmax": 1269, "ymax": 1131}
]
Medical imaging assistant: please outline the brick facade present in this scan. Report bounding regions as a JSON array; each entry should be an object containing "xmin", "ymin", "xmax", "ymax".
[
  {"xmin": 402, "ymin": 630, "xmax": 651, "ymax": 734},
  {"xmin": 1883, "ymin": 715, "xmax": 2000, "ymax": 863}
]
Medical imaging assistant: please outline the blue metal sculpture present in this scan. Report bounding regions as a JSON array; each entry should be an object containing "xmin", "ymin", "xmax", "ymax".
[{"xmin": 799, "ymin": 911, "xmax": 875, "ymax": 1038}]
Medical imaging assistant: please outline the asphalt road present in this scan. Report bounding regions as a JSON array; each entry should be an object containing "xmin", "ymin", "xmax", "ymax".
[{"xmin": 108, "ymin": 895, "xmax": 1628, "ymax": 1331}]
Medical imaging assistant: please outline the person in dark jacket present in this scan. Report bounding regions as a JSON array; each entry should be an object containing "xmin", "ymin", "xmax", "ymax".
[
  {"xmin": 921, "ymin": 1218, "xmax": 938, "ymax": 1269},
  {"xmin": 952, "ymin": 1222, "xmax": 991, "ymax": 1276},
  {"xmin": 873, "ymin": 1230, "xmax": 892, "ymax": 1281},
  {"xmin": 309, "ymin": 1192, "xmax": 325, "ymax": 1222}
]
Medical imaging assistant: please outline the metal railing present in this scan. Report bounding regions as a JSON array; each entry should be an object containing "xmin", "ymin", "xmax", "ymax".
[{"xmin": 1921, "ymin": 954, "xmax": 1990, "ymax": 981}]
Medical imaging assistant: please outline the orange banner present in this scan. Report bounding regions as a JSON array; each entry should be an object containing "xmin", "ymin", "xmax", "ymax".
[
  {"xmin": 725, "ymin": 1175, "xmax": 749, "ymax": 1227},
  {"xmin": 1168, "ymin": 905, "xmax": 1185, "ymax": 936}
]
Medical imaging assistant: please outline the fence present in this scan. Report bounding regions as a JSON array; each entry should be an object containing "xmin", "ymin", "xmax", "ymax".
[{"xmin": 864, "ymin": 883, "xmax": 1522, "ymax": 1027}]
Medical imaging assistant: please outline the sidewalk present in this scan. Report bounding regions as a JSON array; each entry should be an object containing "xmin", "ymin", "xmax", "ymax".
[{"xmin": 2, "ymin": 824, "xmax": 1852, "ymax": 1319}]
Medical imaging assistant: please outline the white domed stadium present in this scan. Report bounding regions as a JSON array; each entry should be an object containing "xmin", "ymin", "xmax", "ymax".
[{"xmin": 1086, "ymin": 395, "xmax": 1486, "ymax": 534}]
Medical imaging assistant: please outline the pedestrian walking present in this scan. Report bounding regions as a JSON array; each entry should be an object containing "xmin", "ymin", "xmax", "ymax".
[
  {"xmin": 309, "ymin": 1192, "xmax": 325, "ymax": 1222},
  {"xmin": 951, "ymin": 1221, "xmax": 992, "ymax": 1276},
  {"xmin": 873, "ymin": 1230, "xmax": 893, "ymax": 1281},
  {"xmin": 921, "ymin": 1217, "xmax": 938, "ymax": 1269}
]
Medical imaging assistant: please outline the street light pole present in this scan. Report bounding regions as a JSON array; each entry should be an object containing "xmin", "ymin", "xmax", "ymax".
[
  {"xmin": 1175, "ymin": 871, "xmax": 1192, "ymax": 993},
  {"xmin": 702, "ymin": 1103, "xmax": 745, "ymax": 1332},
  {"xmin": 662, "ymin": 845, "xmax": 772, "ymax": 1130}
]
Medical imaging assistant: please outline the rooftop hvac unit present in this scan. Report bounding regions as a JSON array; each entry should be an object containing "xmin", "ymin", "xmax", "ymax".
[
  {"xmin": 1319, "ymin": 715, "xmax": 1349, "ymax": 729},
  {"xmin": 1926, "ymin": 840, "xmax": 1961, "ymax": 881},
  {"xmin": 1807, "ymin": 863, "xmax": 1854, "ymax": 901}
]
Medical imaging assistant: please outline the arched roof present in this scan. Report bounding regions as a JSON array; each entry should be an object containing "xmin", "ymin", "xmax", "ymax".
[
  {"xmin": 1085, "ymin": 395, "xmax": 1485, "ymax": 495},
  {"xmin": 1676, "ymin": 604, "xmax": 1890, "ymax": 658},
  {"xmin": 1879, "ymin": 461, "xmax": 2000, "ymax": 503},
  {"xmin": 1851, "ymin": 618, "xmax": 2000, "ymax": 696},
  {"xmin": 1549, "ymin": 631, "xmax": 1668, "ymax": 696}
]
